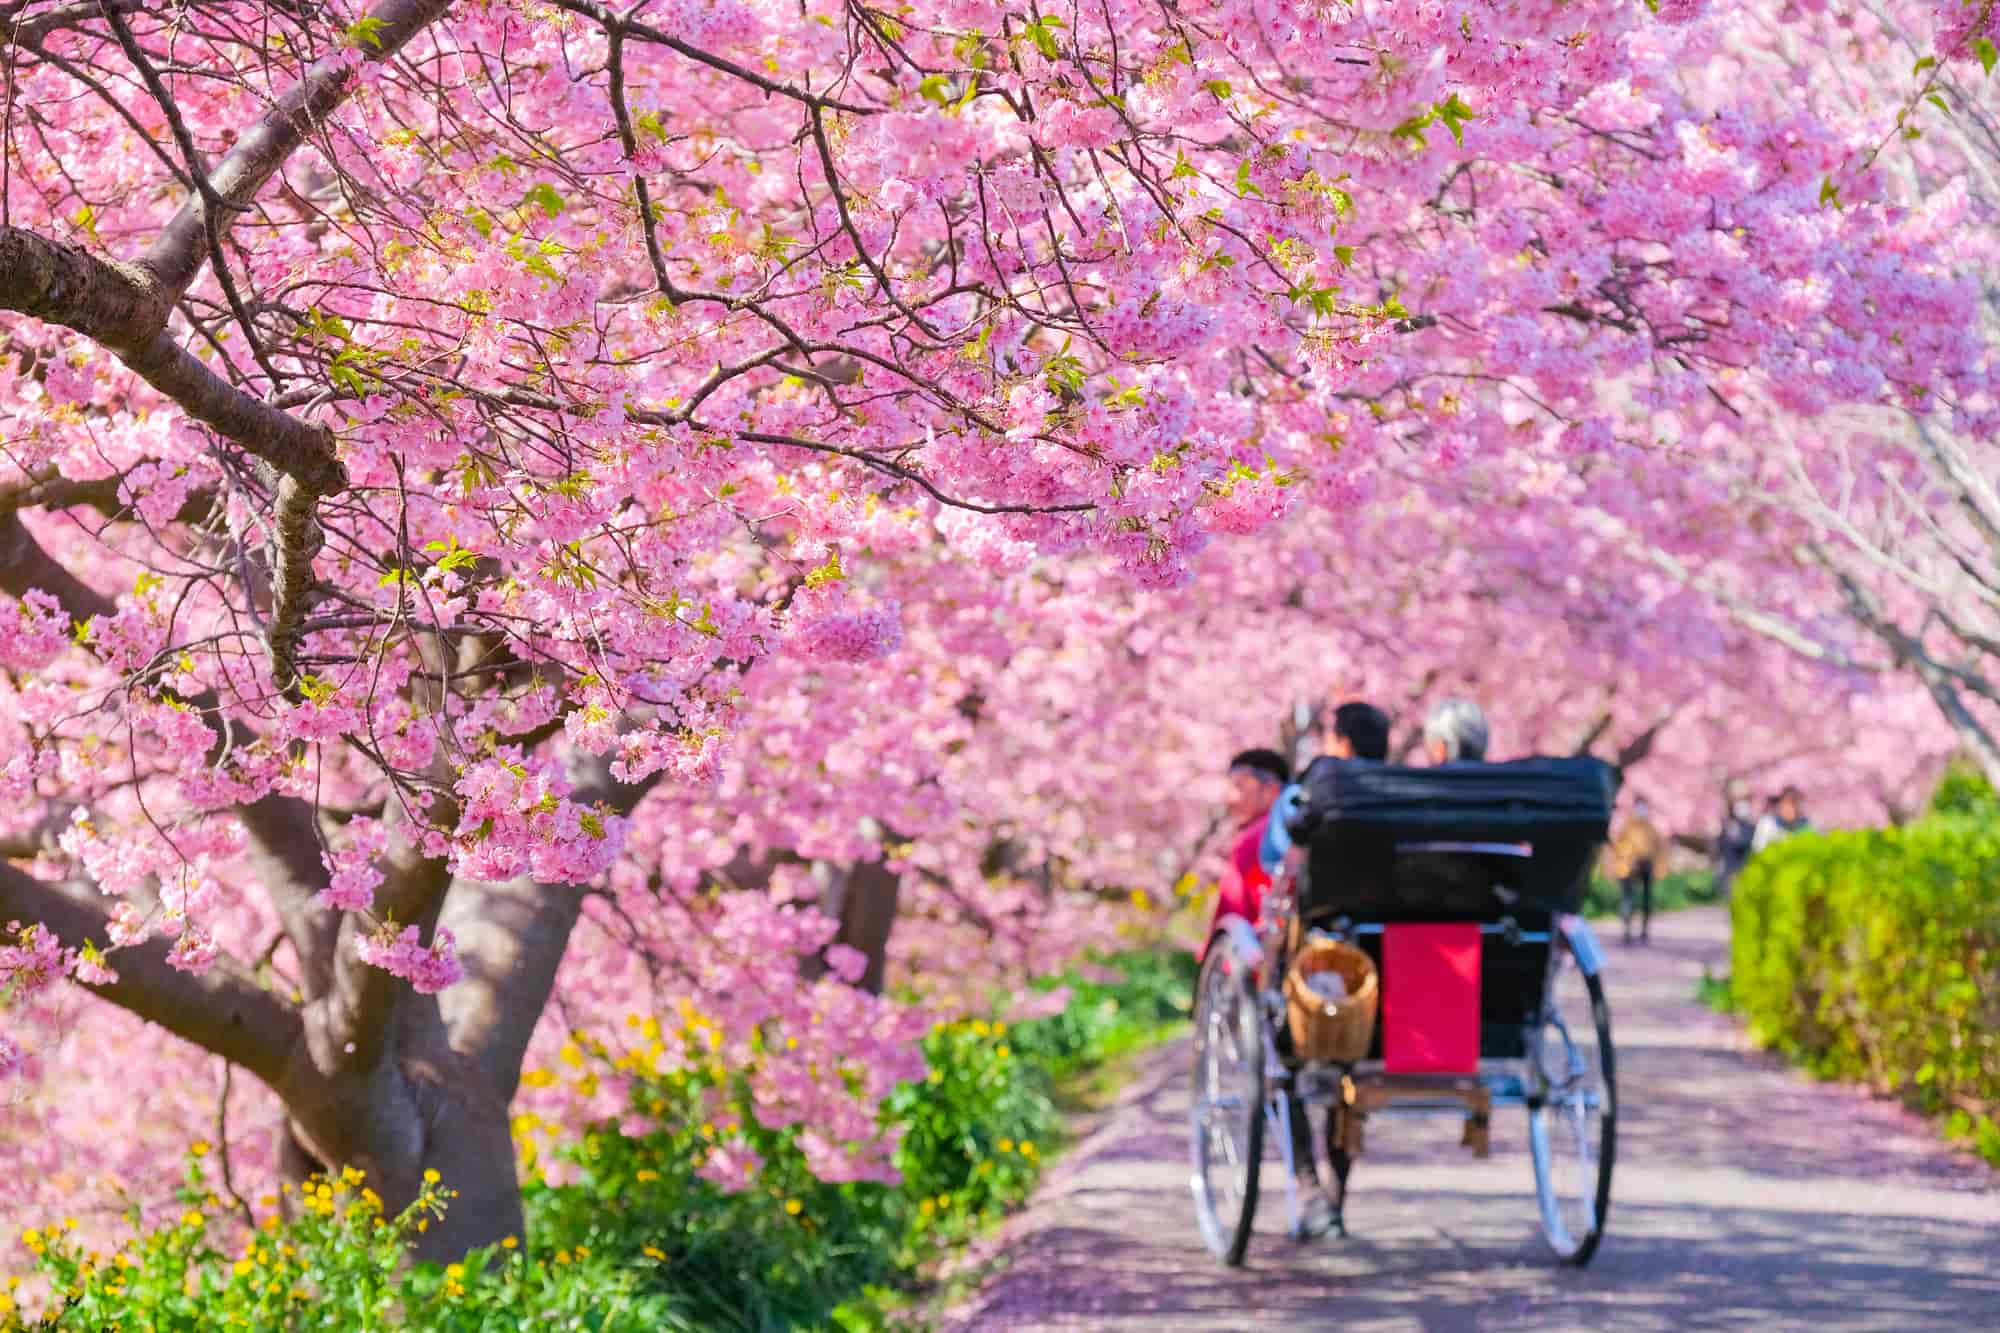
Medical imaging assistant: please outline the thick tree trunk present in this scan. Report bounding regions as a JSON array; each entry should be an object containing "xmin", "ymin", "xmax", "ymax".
[
  {"xmin": 833, "ymin": 858, "xmax": 901, "ymax": 995},
  {"xmin": 799, "ymin": 856, "xmax": 901, "ymax": 993},
  {"xmin": 279, "ymin": 1019, "xmax": 525, "ymax": 1261}
]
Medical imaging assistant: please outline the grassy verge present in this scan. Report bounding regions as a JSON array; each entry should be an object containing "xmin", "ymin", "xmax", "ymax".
[{"xmin": 1695, "ymin": 966, "xmax": 1734, "ymax": 1013}]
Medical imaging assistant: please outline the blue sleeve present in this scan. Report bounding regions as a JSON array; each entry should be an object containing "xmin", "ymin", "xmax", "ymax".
[{"xmin": 1260, "ymin": 784, "xmax": 1301, "ymax": 875}]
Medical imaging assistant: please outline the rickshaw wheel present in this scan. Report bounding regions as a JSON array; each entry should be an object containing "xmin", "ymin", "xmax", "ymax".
[
  {"xmin": 1189, "ymin": 935, "xmax": 1264, "ymax": 1265},
  {"xmin": 1528, "ymin": 932, "xmax": 1616, "ymax": 1266}
]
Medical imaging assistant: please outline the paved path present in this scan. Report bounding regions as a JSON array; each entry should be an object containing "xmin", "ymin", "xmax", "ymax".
[{"xmin": 944, "ymin": 909, "xmax": 2000, "ymax": 1331}]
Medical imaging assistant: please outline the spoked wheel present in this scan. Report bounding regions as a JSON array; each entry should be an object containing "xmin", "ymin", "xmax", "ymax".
[
  {"xmin": 1528, "ymin": 931, "xmax": 1616, "ymax": 1265},
  {"xmin": 1189, "ymin": 936, "xmax": 1265, "ymax": 1265}
]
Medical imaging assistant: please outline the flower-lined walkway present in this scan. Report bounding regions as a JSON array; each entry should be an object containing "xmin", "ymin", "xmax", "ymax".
[{"xmin": 944, "ymin": 908, "xmax": 2000, "ymax": 1331}]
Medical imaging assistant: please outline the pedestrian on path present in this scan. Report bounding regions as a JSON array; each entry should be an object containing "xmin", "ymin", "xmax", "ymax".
[
  {"xmin": 1714, "ymin": 793, "xmax": 1756, "ymax": 898},
  {"xmin": 1608, "ymin": 797, "xmax": 1665, "ymax": 945}
]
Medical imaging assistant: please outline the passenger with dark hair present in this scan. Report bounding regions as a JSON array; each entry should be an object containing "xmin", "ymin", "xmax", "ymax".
[
  {"xmin": 1260, "ymin": 701, "xmax": 1392, "ymax": 877},
  {"xmin": 1203, "ymin": 748, "xmax": 1290, "ymax": 952},
  {"xmin": 1251, "ymin": 702, "xmax": 1392, "ymax": 1237}
]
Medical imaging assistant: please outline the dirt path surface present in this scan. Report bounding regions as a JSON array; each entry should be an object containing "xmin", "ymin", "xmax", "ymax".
[{"xmin": 942, "ymin": 908, "xmax": 2000, "ymax": 1332}]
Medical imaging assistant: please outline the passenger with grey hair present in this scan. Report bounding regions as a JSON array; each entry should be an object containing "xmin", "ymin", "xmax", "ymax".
[{"xmin": 1423, "ymin": 697, "xmax": 1490, "ymax": 764}]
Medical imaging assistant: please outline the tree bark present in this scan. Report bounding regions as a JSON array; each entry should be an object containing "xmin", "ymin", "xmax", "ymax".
[{"xmin": 831, "ymin": 858, "xmax": 900, "ymax": 994}]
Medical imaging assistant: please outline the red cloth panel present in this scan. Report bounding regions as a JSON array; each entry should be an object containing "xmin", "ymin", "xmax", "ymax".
[{"xmin": 1381, "ymin": 923, "xmax": 1482, "ymax": 1074}]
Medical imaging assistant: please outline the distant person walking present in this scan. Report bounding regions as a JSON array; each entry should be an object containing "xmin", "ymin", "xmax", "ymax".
[
  {"xmin": 1752, "ymin": 787, "xmax": 1811, "ymax": 854},
  {"xmin": 1608, "ymin": 798, "xmax": 1665, "ymax": 945},
  {"xmin": 1714, "ymin": 795, "xmax": 1756, "ymax": 898}
]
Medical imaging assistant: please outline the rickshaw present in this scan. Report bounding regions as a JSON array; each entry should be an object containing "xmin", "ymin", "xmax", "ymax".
[{"xmin": 1190, "ymin": 755, "xmax": 1617, "ymax": 1266}]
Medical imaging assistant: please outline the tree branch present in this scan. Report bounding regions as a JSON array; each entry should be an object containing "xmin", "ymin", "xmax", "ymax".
[
  {"xmin": 311, "ymin": 836, "xmax": 453, "ymax": 1076},
  {"xmin": 0, "ymin": 225, "xmax": 343, "ymax": 493},
  {"xmin": 0, "ymin": 506, "xmax": 116, "ymax": 622},
  {"xmin": 0, "ymin": 860, "xmax": 302, "ymax": 1088},
  {"xmin": 437, "ymin": 756, "xmax": 662, "ymax": 1096},
  {"xmin": 139, "ymin": 0, "xmax": 455, "ymax": 305},
  {"xmin": 433, "ymin": 874, "xmax": 585, "ymax": 1099}
]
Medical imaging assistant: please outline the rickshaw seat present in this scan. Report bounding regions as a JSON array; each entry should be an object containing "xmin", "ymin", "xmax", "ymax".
[{"xmin": 1288, "ymin": 756, "xmax": 1615, "ymax": 1061}]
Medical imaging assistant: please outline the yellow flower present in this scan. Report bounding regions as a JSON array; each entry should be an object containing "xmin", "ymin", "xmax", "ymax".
[
  {"xmin": 993, "ymin": 1022, "xmax": 1008, "ymax": 1036},
  {"xmin": 554, "ymin": 1249, "xmax": 571, "ymax": 1266},
  {"xmin": 422, "ymin": 1168, "xmax": 442, "ymax": 1185},
  {"xmin": 1019, "ymin": 1140, "xmax": 1037, "ymax": 1158},
  {"xmin": 500, "ymin": 1235, "xmax": 519, "ymax": 1250},
  {"xmin": 190, "ymin": 1141, "xmax": 211, "ymax": 1158},
  {"xmin": 642, "ymin": 1245, "xmax": 666, "ymax": 1261},
  {"xmin": 635, "ymin": 1169, "xmax": 660, "ymax": 1182},
  {"xmin": 918, "ymin": 1199, "xmax": 935, "ymax": 1217},
  {"xmin": 181, "ymin": 1211, "xmax": 204, "ymax": 1228},
  {"xmin": 997, "ymin": 1044, "xmax": 1011, "ymax": 1060},
  {"xmin": 575, "ymin": 1244, "xmax": 589, "ymax": 1257},
  {"xmin": 938, "ymin": 1194, "xmax": 951, "ymax": 1209},
  {"xmin": 784, "ymin": 1199, "xmax": 803, "ymax": 1216},
  {"xmin": 232, "ymin": 1259, "xmax": 254, "ymax": 1278},
  {"xmin": 997, "ymin": 1138, "xmax": 1014, "ymax": 1154},
  {"xmin": 446, "ymin": 1264, "xmax": 465, "ymax": 1280}
]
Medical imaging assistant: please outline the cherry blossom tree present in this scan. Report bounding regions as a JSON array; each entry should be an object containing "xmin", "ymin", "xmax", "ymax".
[
  {"xmin": 0, "ymin": 0, "xmax": 1990, "ymax": 1259},
  {"xmin": 1589, "ymin": 0, "xmax": 2000, "ymax": 784}
]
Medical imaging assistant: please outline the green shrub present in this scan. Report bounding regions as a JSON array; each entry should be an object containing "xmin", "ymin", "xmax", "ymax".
[
  {"xmin": 12, "ymin": 950, "xmax": 1196, "ymax": 1333},
  {"xmin": 1928, "ymin": 761, "xmax": 1998, "ymax": 819},
  {"xmin": 1731, "ymin": 820, "xmax": 2000, "ymax": 1166},
  {"xmin": 13, "ymin": 1154, "xmax": 675, "ymax": 1332}
]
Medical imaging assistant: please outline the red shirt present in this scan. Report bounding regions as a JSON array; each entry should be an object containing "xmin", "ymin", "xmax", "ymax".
[{"xmin": 1205, "ymin": 813, "xmax": 1271, "ymax": 954}]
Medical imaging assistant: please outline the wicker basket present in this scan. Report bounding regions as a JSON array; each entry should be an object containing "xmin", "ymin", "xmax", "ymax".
[{"xmin": 1283, "ymin": 938, "xmax": 1379, "ymax": 1064}]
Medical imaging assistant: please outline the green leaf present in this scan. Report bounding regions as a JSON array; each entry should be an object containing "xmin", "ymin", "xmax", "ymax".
[
  {"xmin": 522, "ymin": 182, "xmax": 565, "ymax": 218},
  {"xmin": 1332, "ymin": 244, "xmax": 1356, "ymax": 267},
  {"xmin": 1203, "ymin": 79, "xmax": 1232, "ymax": 100},
  {"xmin": 1818, "ymin": 175, "xmax": 1841, "ymax": 210},
  {"xmin": 633, "ymin": 109, "xmax": 669, "ymax": 143},
  {"xmin": 1390, "ymin": 107, "xmax": 1434, "ymax": 147},
  {"xmin": 805, "ymin": 549, "xmax": 845, "ymax": 589},
  {"xmin": 1977, "ymin": 37, "xmax": 1998, "ymax": 77},
  {"xmin": 1234, "ymin": 159, "xmax": 1263, "ymax": 198},
  {"xmin": 1434, "ymin": 93, "xmax": 1475, "ymax": 146},
  {"xmin": 1023, "ymin": 16, "xmax": 1064, "ymax": 60},
  {"xmin": 343, "ymin": 16, "xmax": 387, "ymax": 49},
  {"xmin": 1911, "ymin": 55, "xmax": 1938, "ymax": 76}
]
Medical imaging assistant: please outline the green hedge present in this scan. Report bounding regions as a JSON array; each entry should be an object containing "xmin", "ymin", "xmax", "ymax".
[
  {"xmin": 13, "ymin": 949, "xmax": 1196, "ymax": 1333},
  {"xmin": 1731, "ymin": 817, "xmax": 2000, "ymax": 1166}
]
